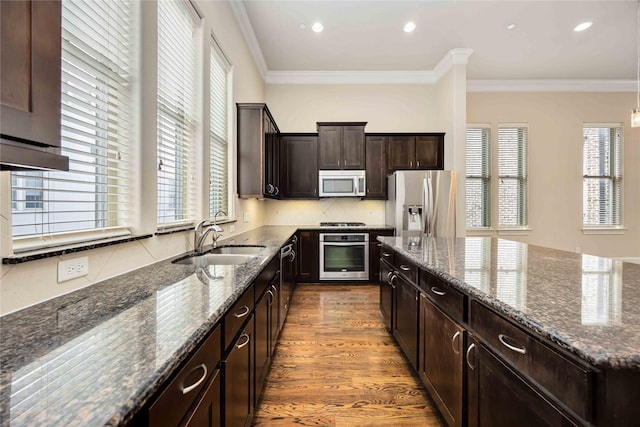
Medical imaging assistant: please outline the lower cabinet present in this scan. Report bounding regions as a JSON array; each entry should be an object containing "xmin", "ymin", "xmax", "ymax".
[
  {"xmin": 224, "ymin": 315, "xmax": 254, "ymax": 427},
  {"xmin": 369, "ymin": 230, "xmax": 394, "ymax": 282},
  {"xmin": 297, "ymin": 230, "xmax": 318, "ymax": 282},
  {"xmin": 466, "ymin": 336, "xmax": 576, "ymax": 427},
  {"xmin": 183, "ymin": 369, "xmax": 221, "ymax": 427},
  {"xmin": 254, "ymin": 288, "xmax": 271, "ymax": 406},
  {"xmin": 419, "ymin": 295, "xmax": 464, "ymax": 427},
  {"xmin": 392, "ymin": 272, "xmax": 419, "ymax": 369},
  {"xmin": 379, "ymin": 259, "xmax": 394, "ymax": 331}
]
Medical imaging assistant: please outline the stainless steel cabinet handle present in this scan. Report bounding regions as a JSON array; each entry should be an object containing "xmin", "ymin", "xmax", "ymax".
[
  {"xmin": 267, "ymin": 289, "xmax": 274, "ymax": 304},
  {"xmin": 400, "ymin": 264, "xmax": 411, "ymax": 271},
  {"xmin": 236, "ymin": 333, "xmax": 250, "ymax": 349},
  {"xmin": 451, "ymin": 331, "xmax": 461, "ymax": 354},
  {"xmin": 382, "ymin": 252, "xmax": 392, "ymax": 257},
  {"xmin": 377, "ymin": 243, "xmax": 382, "ymax": 247},
  {"xmin": 389, "ymin": 274, "xmax": 397, "ymax": 288},
  {"xmin": 290, "ymin": 250, "xmax": 296, "ymax": 261},
  {"xmin": 498, "ymin": 334, "xmax": 527, "ymax": 355},
  {"xmin": 410, "ymin": 160, "xmax": 413, "ymax": 168},
  {"xmin": 267, "ymin": 183, "xmax": 274, "ymax": 193},
  {"xmin": 430, "ymin": 287, "xmax": 446, "ymax": 296},
  {"xmin": 275, "ymin": 186, "xmax": 279, "ymax": 196},
  {"xmin": 417, "ymin": 160, "xmax": 420, "ymax": 167},
  {"xmin": 386, "ymin": 271, "xmax": 393, "ymax": 281},
  {"xmin": 181, "ymin": 364, "xmax": 208, "ymax": 395},
  {"xmin": 466, "ymin": 343, "xmax": 476, "ymax": 370},
  {"xmin": 234, "ymin": 305, "xmax": 250, "ymax": 318}
]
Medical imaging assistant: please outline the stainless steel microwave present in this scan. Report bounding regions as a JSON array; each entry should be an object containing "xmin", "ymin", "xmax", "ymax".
[{"xmin": 318, "ymin": 170, "xmax": 366, "ymax": 197}]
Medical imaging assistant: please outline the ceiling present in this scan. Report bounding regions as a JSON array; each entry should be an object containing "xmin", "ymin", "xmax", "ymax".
[{"xmin": 237, "ymin": 0, "xmax": 636, "ymax": 82}]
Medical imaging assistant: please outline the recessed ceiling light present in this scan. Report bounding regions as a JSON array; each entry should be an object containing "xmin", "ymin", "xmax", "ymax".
[
  {"xmin": 312, "ymin": 22, "xmax": 324, "ymax": 33},
  {"xmin": 506, "ymin": 23, "xmax": 516, "ymax": 30},
  {"xmin": 574, "ymin": 21, "xmax": 593, "ymax": 32},
  {"xmin": 299, "ymin": 23, "xmax": 307, "ymax": 30},
  {"xmin": 403, "ymin": 22, "xmax": 416, "ymax": 33}
]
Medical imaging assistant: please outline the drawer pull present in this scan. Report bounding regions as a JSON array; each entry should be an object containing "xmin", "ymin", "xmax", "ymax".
[
  {"xmin": 267, "ymin": 289, "xmax": 274, "ymax": 305},
  {"xmin": 234, "ymin": 306, "xmax": 250, "ymax": 319},
  {"xmin": 181, "ymin": 364, "xmax": 208, "ymax": 395},
  {"xmin": 451, "ymin": 331, "xmax": 461, "ymax": 354},
  {"xmin": 466, "ymin": 343, "xmax": 476, "ymax": 370},
  {"xmin": 236, "ymin": 333, "xmax": 250, "ymax": 349},
  {"xmin": 389, "ymin": 274, "xmax": 396, "ymax": 288},
  {"xmin": 400, "ymin": 264, "xmax": 411, "ymax": 271},
  {"xmin": 498, "ymin": 334, "xmax": 527, "ymax": 355},
  {"xmin": 430, "ymin": 287, "xmax": 446, "ymax": 296},
  {"xmin": 382, "ymin": 252, "xmax": 392, "ymax": 257}
]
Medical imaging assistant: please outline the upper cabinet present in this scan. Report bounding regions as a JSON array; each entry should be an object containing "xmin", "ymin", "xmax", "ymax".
[
  {"xmin": 280, "ymin": 134, "xmax": 318, "ymax": 199},
  {"xmin": 317, "ymin": 122, "xmax": 366, "ymax": 170},
  {"xmin": 237, "ymin": 103, "xmax": 280, "ymax": 199},
  {"xmin": 364, "ymin": 135, "xmax": 387, "ymax": 199},
  {"xmin": 0, "ymin": 0, "xmax": 68, "ymax": 171},
  {"xmin": 387, "ymin": 133, "xmax": 444, "ymax": 172}
]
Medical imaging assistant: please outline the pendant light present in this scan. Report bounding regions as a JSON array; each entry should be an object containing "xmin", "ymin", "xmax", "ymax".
[{"xmin": 632, "ymin": 0, "xmax": 640, "ymax": 127}]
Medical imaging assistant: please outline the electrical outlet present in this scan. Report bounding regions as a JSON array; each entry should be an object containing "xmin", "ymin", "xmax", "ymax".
[
  {"xmin": 229, "ymin": 224, "xmax": 235, "ymax": 232},
  {"xmin": 58, "ymin": 256, "xmax": 89, "ymax": 283},
  {"xmin": 243, "ymin": 212, "xmax": 249, "ymax": 223}
]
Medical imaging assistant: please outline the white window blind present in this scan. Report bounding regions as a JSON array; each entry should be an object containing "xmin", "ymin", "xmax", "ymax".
[
  {"xmin": 465, "ymin": 127, "xmax": 491, "ymax": 228},
  {"xmin": 11, "ymin": 0, "xmax": 134, "ymax": 242},
  {"xmin": 582, "ymin": 125, "xmax": 623, "ymax": 226},
  {"xmin": 157, "ymin": 0, "xmax": 199, "ymax": 227},
  {"xmin": 498, "ymin": 126, "xmax": 528, "ymax": 227},
  {"xmin": 209, "ymin": 37, "xmax": 231, "ymax": 219}
]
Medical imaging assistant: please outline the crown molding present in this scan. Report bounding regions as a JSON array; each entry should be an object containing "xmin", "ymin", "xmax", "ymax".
[
  {"xmin": 468, "ymin": 79, "xmax": 636, "ymax": 92},
  {"xmin": 229, "ymin": 0, "xmax": 268, "ymax": 79},
  {"xmin": 433, "ymin": 48, "xmax": 474, "ymax": 81}
]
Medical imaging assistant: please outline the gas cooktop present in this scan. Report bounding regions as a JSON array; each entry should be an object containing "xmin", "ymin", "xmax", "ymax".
[{"xmin": 320, "ymin": 222, "xmax": 366, "ymax": 227}]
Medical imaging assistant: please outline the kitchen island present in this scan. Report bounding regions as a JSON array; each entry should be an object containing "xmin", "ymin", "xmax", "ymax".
[{"xmin": 378, "ymin": 235, "xmax": 640, "ymax": 426}]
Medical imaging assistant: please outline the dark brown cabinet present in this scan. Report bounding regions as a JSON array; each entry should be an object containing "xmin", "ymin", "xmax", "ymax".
[
  {"xmin": 237, "ymin": 103, "xmax": 280, "ymax": 199},
  {"xmin": 224, "ymin": 315, "xmax": 254, "ymax": 427},
  {"xmin": 317, "ymin": 122, "xmax": 366, "ymax": 170},
  {"xmin": 387, "ymin": 134, "xmax": 444, "ymax": 172},
  {"xmin": 369, "ymin": 230, "xmax": 394, "ymax": 282},
  {"xmin": 365, "ymin": 136, "xmax": 387, "ymax": 199},
  {"xmin": 0, "ymin": 0, "xmax": 68, "ymax": 171},
  {"xmin": 379, "ymin": 259, "xmax": 394, "ymax": 331},
  {"xmin": 296, "ymin": 230, "xmax": 319, "ymax": 282},
  {"xmin": 183, "ymin": 370, "xmax": 221, "ymax": 427},
  {"xmin": 280, "ymin": 134, "xmax": 318, "ymax": 199},
  {"xmin": 254, "ymin": 288, "xmax": 271, "ymax": 406},
  {"xmin": 420, "ymin": 295, "xmax": 464, "ymax": 427},
  {"xmin": 392, "ymin": 272, "xmax": 419, "ymax": 369}
]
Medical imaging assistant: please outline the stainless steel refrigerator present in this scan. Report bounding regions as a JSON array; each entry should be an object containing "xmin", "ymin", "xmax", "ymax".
[{"xmin": 385, "ymin": 170, "xmax": 457, "ymax": 237}]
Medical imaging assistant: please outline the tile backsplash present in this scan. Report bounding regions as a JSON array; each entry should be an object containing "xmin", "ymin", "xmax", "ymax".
[{"xmin": 264, "ymin": 199, "xmax": 385, "ymax": 225}]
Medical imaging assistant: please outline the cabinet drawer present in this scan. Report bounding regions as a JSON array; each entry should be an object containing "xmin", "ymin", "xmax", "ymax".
[
  {"xmin": 420, "ymin": 270, "xmax": 465, "ymax": 324},
  {"xmin": 149, "ymin": 324, "xmax": 221, "ymax": 427},
  {"xmin": 469, "ymin": 301, "xmax": 592, "ymax": 421},
  {"xmin": 224, "ymin": 288, "xmax": 254, "ymax": 351},
  {"xmin": 380, "ymin": 246, "xmax": 395, "ymax": 264},
  {"xmin": 393, "ymin": 253, "xmax": 417, "ymax": 284}
]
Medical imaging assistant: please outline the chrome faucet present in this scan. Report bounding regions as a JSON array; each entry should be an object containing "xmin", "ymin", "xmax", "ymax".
[{"xmin": 194, "ymin": 210, "xmax": 227, "ymax": 253}]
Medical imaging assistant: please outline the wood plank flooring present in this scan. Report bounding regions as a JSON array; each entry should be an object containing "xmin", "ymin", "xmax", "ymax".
[{"xmin": 253, "ymin": 284, "xmax": 445, "ymax": 426}]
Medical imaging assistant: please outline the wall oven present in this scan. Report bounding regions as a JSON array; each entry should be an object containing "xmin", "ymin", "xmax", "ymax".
[{"xmin": 319, "ymin": 233, "xmax": 369, "ymax": 280}]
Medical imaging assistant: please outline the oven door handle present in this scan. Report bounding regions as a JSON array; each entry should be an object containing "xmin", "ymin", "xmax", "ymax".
[{"xmin": 320, "ymin": 242, "xmax": 367, "ymax": 246}]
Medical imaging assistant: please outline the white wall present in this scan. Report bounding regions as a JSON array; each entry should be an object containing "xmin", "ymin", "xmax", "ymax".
[
  {"xmin": 467, "ymin": 91, "xmax": 640, "ymax": 258},
  {"xmin": 0, "ymin": 0, "xmax": 267, "ymax": 315}
]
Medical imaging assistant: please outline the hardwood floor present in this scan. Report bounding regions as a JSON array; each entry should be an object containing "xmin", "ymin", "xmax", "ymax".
[{"xmin": 253, "ymin": 284, "xmax": 445, "ymax": 426}]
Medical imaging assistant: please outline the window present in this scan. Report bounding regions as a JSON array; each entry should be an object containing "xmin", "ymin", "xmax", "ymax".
[
  {"xmin": 209, "ymin": 37, "xmax": 231, "ymax": 219},
  {"xmin": 465, "ymin": 127, "xmax": 491, "ymax": 228},
  {"xmin": 157, "ymin": 0, "xmax": 200, "ymax": 226},
  {"xmin": 582, "ymin": 125, "xmax": 623, "ymax": 227},
  {"xmin": 498, "ymin": 126, "xmax": 528, "ymax": 228},
  {"xmin": 11, "ymin": 0, "xmax": 134, "ymax": 241}
]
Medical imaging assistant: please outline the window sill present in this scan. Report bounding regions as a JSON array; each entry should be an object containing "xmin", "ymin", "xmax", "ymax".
[
  {"xmin": 582, "ymin": 227, "xmax": 626, "ymax": 235},
  {"xmin": 466, "ymin": 228, "xmax": 495, "ymax": 237},
  {"xmin": 3, "ymin": 234, "xmax": 153, "ymax": 265},
  {"xmin": 498, "ymin": 228, "xmax": 532, "ymax": 236}
]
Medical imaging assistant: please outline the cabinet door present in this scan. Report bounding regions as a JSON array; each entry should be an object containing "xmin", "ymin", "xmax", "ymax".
[
  {"xmin": 342, "ymin": 125, "xmax": 366, "ymax": 169},
  {"xmin": 387, "ymin": 136, "xmax": 415, "ymax": 171},
  {"xmin": 254, "ymin": 290, "xmax": 270, "ymax": 405},
  {"xmin": 420, "ymin": 295, "xmax": 464, "ymax": 427},
  {"xmin": 1, "ymin": 0, "xmax": 61, "ymax": 148},
  {"xmin": 280, "ymin": 136, "xmax": 318, "ymax": 199},
  {"xmin": 263, "ymin": 115, "xmax": 280, "ymax": 198},
  {"xmin": 379, "ymin": 260, "xmax": 394, "ymax": 331},
  {"xmin": 269, "ymin": 276, "xmax": 280, "ymax": 354},
  {"xmin": 183, "ymin": 369, "xmax": 221, "ymax": 427},
  {"xmin": 365, "ymin": 136, "xmax": 387, "ymax": 199},
  {"xmin": 466, "ymin": 337, "xmax": 576, "ymax": 427},
  {"xmin": 224, "ymin": 316, "xmax": 254, "ymax": 427},
  {"xmin": 318, "ymin": 126, "xmax": 342, "ymax": 169},
  {"xmin": 392, "ymin": 274, "xmax": 419, "ymax": 369},
  {"xmin": 415, "ymin": 135, "xmax": 443, "ymax": 170},
  {"xmin": 296, "ymin": 231, "xmax": 319, "ymax": 282}
]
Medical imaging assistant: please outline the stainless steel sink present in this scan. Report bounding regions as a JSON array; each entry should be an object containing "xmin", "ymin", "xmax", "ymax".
[
  {"xmin": 172, "ymin": 253, "xmax": 257, "ymax": 266},
  {"xmin": 209, "ymin": 245, "xmax": 265, "ymax": 255}
]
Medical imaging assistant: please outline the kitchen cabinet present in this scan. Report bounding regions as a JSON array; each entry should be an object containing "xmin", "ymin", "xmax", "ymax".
[
  {"xmin": 254, "ymin": 286, "xmax": 271, "ymax": 406},
  {"xmin": 379, "ymin": 259, "xmax": 394, "ymax": 331},
  {"xmin": 466, "ymin": 335, "xmax": 576, "ymax": 427},
  {"xmin": 0, "ymin": 0, "xmax": 68, "ymax": 171},
  {"xmin": 183, "ymin": 370, "xmax": 221, "ymax": 427},
  {"xmin": 224, "ymin": 315, "xmax": 254, "ymax": 427},
  {"xmin": 317, "ymin": 122, "xmax": 366, "ymax": 170},
  {"xmin": 369, "ymin": 230, "xmax": 394, "ymax": 282},
  {"xmin": 386, "ymin": 134, "xmax": 444, "ymax": 172},
  {"xmin": 280, "ymin": 134, "xmax": 318, "ymax": 199},
  {"xmin": 280, "ymin": 236, "xmax": 297, "ymax": 329},
  {"xmin": 237, "ymin": 103, "xmax": 280, "ymax": 199},
  {"xmin": 392, "ymin": 272, "xmax": 419, "ymax": 369},
  {"xmin": 296, "ymin": 230, "xmax": 319, "ymax": 282},
  {"xmin": 420, "ymin": 295, "xmax": 464, "ymax": 427},
  {"xmin": 364, "ymin": 136, "xmax": 387, "ymax": 199},
  {"xmin": 148, "ymin": 325, "xmax": 221, "ymax": 427}
]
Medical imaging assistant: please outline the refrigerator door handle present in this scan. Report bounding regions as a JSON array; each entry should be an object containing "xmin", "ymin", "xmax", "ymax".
[{"xmin": 422, "ymin": 174, "xmax": 433, "ymax": 236}]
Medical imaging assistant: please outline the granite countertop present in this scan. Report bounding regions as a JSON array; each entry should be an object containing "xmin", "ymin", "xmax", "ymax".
[
  {"xmin": 0, "ymin": 226, "xmax": 297, "ymax": 427},
  {"xmin": 297, "ymin": 224, "xmax": 394, "ymax": 231},
  {"xmin": 378, "ymin": 236, "xmax": 640, "ymax": 370}
]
